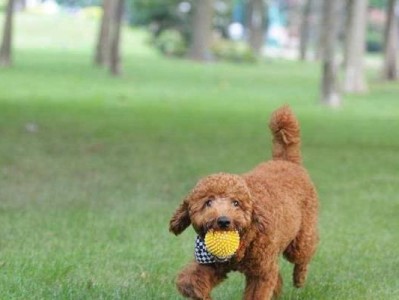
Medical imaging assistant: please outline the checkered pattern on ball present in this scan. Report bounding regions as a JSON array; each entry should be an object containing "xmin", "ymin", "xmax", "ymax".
[
  {"xmin": 194, "ymin": 236, "xmax": 216, "ymax": 264},
  {"xmin": 194, "ymin": 236, "xmax": 230, "ymax": 264}
]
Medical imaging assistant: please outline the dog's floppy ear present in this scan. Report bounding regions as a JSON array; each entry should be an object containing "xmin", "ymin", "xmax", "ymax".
[{"xmin": 169, "ymin": 199, "xmax": 191, "ymax": 235}]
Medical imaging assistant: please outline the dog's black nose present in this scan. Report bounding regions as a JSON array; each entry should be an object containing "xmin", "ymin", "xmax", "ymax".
[{"xmin": 217, "ymin": 216, "xmax": 231, "ymax": 229}]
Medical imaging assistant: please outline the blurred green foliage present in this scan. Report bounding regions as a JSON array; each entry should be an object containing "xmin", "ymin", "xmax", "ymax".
[
  {"xmin": 212, "ymin": 39, "xmax": 257, "ymax": 63},
  {"xmin": 369, "ymin": 0, "xmax": 386, "ymax": 8},
  {"xmin": 130, "ymin": 0, "xmax": 233, "ymax": 60},
  {"xmin": 153, "ymin": 28, "xmax": 187, "ymax": 57},
  {"xmin": 130, "ymin": 0, "xmax": 192, "ymax": 56},
  {"xmin": 367, "ymin": 25, "xmax": 384, "ymax": 52},
  {"xmin": 129, "ymin": 0, "xmax": 184, "ymax": 26}
]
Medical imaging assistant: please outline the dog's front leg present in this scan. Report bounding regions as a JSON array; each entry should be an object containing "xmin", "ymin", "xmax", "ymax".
[
  {"xmin": 243, "ymin": 263, "xmax": 280, "ymax": 300},
  {"xmin": 176, "ymin": 261, "xmax": 227, "ymax": 300}
]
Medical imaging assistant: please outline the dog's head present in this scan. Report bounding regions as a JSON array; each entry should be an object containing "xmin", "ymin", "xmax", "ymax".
[{"xmin": 169, "ymin": 173, "xmax": 254, "ymax": 237}]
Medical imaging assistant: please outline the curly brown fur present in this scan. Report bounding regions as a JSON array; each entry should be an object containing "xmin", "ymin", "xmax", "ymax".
[{"xmin": 170, "ymin": 106, "xmax": 319, "ymax": 300}]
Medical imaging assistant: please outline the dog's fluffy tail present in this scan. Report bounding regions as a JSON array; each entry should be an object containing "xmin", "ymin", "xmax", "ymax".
[{"xmin": 269, "ymin": 105, "xmax": 302, "ymax": 164}]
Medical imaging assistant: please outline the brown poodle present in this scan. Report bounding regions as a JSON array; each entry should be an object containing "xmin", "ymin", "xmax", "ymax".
[{"xmin": 169, "ymin": 106, "xmax": 319, "ymax": 300}]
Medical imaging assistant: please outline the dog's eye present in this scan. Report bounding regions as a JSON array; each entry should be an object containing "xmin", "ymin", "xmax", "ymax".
[
  {"xmin": 205, "ymin": 199, "xmax": 213, "ymax": 207},
  {"xmin": 232, "ymin": 200, "xmax": 239, "ymax": 207}
]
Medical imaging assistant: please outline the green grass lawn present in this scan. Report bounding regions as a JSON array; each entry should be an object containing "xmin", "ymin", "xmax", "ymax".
[{"xmin": 1, "ymin": 13, "xmax": 399, "ymax": 299}]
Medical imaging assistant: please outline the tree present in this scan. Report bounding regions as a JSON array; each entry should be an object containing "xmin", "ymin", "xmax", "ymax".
[
  {"xmin": 94, "ymin": 0, "xmax": 124, "ymax": 76},
  {"xmin": 382, "ymin": 0, "xmax": 398, "ymax": 80},
  {"xmin": 342, "ymin": 0, "xmax": 354, "ymax": 67},
  {"xmin": 188, "ymin": 0, "xmax": 213, "ymax": 61},
  {"xmin": 94, "ymin": 0, "xmax": 113, "ymax": 66},
  {"xmin": 320, "ymin": 0, "xmax": 341, "ymax": 106},
  {"xmin": 0, "ymin": 0, "xmax": 15, "ymax": 67},
  {"xmin": 15, "ymin": 0, "xmax": 26, "ymax": 11},
  {"xmin": 343, "ymin": 0, "xmax": 369, "ymax": 92},
  {"xmin": 313, "ymin": 0, "xmax": 325, "ymax": 61},
  {"xmin": 247, "ymin": 0, "xmax": 267, "ymax": 55},
  {"xmin": 109, "ymin": 0, "xmax": 124, "ymax": 75},
  {"xmin": 299, "ymin": 0, "xmax": 314, "ymax": 61}
]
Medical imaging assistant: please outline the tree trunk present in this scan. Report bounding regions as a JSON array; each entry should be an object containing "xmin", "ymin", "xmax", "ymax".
[
  {"xmin": 320, "ymin": 0, "xmax": 341, "ymax": 106},
  {"xmin": 0, "ymin": 0, "xmax": 15, "ymax": 67},
  {"xmin": 313, "ymin": 0, "xmax": 325, "ymax": 60},
  {"xmin": 94, "ymin": 0, "xmax": 113, "ymax": 66},
  {"xmin": 299, "ymin": 0, "xmax": 314, "ymax": 61},
  {"xmin": 188, "ymin": 0, "xmax": 213, "ymax": 61},
  {"xmin": 343, "ymin": 0, "xmax": 369, "ymax": 92},
  {"xmin": 342, "ymin": 0, "xmax": 353, "ymax": 68},
  {"xmin": 382, "ymin": 0, "xmax": 398, "ymax": 80},
  {"xmin": 109, "ymin": 0, "xmax": 124, "ymax": 76},
  {"xmin": 16, "ymin": 0, "xmax": 26, "ymax": 11},
  {"xmin": 247, "ymin": 0, "xmax": 266, "ymax": 55}
]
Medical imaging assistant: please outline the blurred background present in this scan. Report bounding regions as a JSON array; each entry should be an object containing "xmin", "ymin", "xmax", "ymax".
[{"xmin": 0, "ymin": 0, "xmax": 398, "ymax": 299}]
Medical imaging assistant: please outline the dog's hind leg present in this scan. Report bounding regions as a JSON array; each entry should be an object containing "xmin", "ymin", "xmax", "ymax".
[
  {"xmin": 283, "ymin": 227, "xmax": 318, "ymax": 287},
  {"xmin": 283, "ymin": 196, "xmax": 318, "ymax": 288},
  {"xmin": 176, "ymin": 262, "xmax": 228, "ymax": 300}
]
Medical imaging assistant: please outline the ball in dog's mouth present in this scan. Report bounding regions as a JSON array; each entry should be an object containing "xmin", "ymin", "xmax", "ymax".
[{"xmin": 204, "ymin": 230, "xmax": 240, "ymax": 259}]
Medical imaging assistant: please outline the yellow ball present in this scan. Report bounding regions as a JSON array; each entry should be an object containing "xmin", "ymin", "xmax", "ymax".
[{"xmin": 204, "ymin": 230, "xmax": 240, "ymax": 259}]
